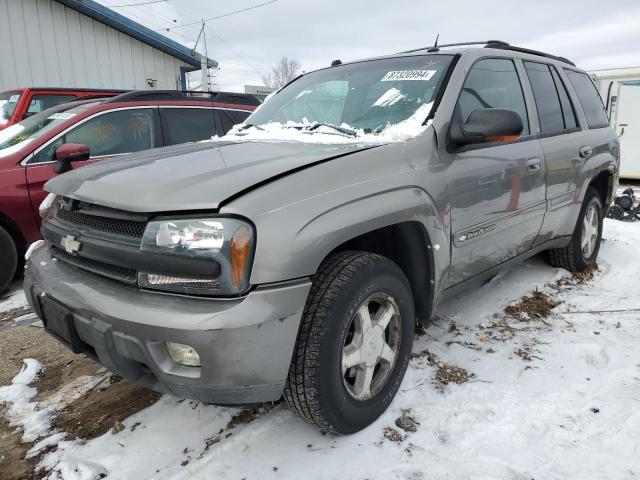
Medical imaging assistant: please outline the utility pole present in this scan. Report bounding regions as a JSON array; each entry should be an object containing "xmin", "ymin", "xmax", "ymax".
[
  {"xmin": 202, "ymin": 19, "xmax": 210, "ymax": 92},
  {"xmin": 201, "ymin": 19, "xmax": 209, "ymax": 92},
  {"xmin": 193, "ymin": 20, "xmax": 209, "ymax": 92}
]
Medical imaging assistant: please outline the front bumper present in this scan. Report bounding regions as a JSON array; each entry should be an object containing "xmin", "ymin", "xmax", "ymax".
[{"xmin": 24, "ymin": 245, "xmax": 311, "ymax": 404}]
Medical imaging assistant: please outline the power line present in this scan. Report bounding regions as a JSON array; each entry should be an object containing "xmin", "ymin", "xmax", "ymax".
[
  {"xmin": 159, "ymin": 0, "xmax": 280, "ymax": 31},
  {"xmin": 205, "ymin": 26, "xmax": 265, "ymax": 78},
  {"xmin": 110, "ymin": 0, "xmax": 168, "ymax": 7}
]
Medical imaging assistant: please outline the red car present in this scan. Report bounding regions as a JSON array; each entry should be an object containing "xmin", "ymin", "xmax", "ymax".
[
  {"xmin": 0, "ymin": 90, "xmax": 259, "ymax": 290},
  {"xmin": 0, "ymin": 87, "xmax": 125, "ymax": 131}
]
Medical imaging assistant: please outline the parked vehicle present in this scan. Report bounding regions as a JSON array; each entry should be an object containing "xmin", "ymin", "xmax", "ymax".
[
  {"xmin": 0, "ymin": 90, "xmax": 259, "ymax": 290},
  {"xmin": 0, "ymin": 87, "xmax": 125, "ymax": 131},
  {"xmin": 24, "ymin": 41, "xmax": 618, "ymax": 434}
]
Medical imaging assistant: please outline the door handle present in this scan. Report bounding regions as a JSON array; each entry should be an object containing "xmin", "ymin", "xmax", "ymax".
[
  {"xmin": 526, "ymin": 158, "xmax": 541, "ymax": 173},
  {"xmin": 579, "ymin": 145, "xmax": 593, "ymax": 159}
]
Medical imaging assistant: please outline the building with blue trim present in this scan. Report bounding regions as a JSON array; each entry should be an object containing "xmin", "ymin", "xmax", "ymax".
[{"xmin": 0, "ymin": 0, "xmax": 216, "ymax": 90}]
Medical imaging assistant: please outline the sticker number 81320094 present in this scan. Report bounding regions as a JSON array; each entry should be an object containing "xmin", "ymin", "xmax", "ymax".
[{"xmin": 381, "ymin": 70, "xmax": 437, "ymax": 82}]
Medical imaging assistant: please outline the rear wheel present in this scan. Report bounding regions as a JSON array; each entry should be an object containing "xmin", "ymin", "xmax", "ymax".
[
  {"xmin": 284, "ymin": 251, "xmax": 414, "ymax": 434},
  {"xmin": 548, "ymin": 187, "xmax": 603, "ymax": 272},
  {"xmin": 0, "ymin": 226, "xmax": 18, "ymax": 292}
]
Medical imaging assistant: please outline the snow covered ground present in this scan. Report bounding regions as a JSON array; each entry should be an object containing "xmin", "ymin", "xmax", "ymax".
[{"xmin": 2, "ymin": 219, "xmax": 639, "ymax": 480}]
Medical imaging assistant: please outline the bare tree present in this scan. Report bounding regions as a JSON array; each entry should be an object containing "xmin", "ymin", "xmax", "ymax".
[{"xmin": 261, "ymin": 57, "xmax": 302, "ymax": 89}]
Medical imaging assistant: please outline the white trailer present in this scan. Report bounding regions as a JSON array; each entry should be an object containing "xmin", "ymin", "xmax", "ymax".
[{"xmin": 590, "ymin": 67, "xmax": 640, "ymax": 180}]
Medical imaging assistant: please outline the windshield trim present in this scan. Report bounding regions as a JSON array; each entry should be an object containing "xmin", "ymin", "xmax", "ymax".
[
  {"xmin": 244, "ymin": 53, "xmax": 457, "ymax": 143},
  {"xmin": 276, "ymin": 52, "xmax": 456, "ymax": 93}
]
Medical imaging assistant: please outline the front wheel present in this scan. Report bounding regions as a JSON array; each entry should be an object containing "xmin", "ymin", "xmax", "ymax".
[
  {"xmin": 284, "ymin": 251, "xmax": 415, "ymax": 434},
  {"xmin": 548, "ymin": 187, "xmax": 603, "ymax": 272},
  {"xmin": 0, "ymin": 226, "xmax": 18, "ymax": 292}
]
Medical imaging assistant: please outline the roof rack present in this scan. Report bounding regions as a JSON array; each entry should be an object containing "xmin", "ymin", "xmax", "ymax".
[
  {"xmin": 398, "ymin": 40, "xmax": 575, "ymax": 66},
  {"xmin": 106, "ymin": 90, "xmax": 261, "ymax": 106},
  {"xmin": 485, "ymin": 43, "xmax": 576, "ymax": 66},
  {"xmin": 399, "ymin": 40, "xmax": 509, "ymax": 54}
]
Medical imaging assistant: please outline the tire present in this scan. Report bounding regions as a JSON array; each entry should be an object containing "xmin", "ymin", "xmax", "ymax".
[
  {"xmin": 0, "ymin": 226, "xmax": 18, "ymax": 292},
  {"xmin": 548, "ymin": 187, "xmax": 603, "ymax": 272},
  {"xmin": 284, "ymin": 251, "xmax": 415, "ymax": 434}
]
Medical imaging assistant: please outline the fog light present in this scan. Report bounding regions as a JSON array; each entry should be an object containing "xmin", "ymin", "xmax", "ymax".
[{"xmin": 166, "ymin": 342, "xmax": 201, "ymax": 367}]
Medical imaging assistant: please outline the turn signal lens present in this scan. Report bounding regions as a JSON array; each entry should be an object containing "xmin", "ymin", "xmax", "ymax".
[
  {"xmin": 230, "ymin": 225, "xmax": 253, "ymax": 288},
  {"xmin": 38, "ymin": 193, "xmax": 60, "ymax": 222}
]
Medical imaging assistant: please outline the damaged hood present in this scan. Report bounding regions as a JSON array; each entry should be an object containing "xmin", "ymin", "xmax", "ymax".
[{"xmin": 45, "ymin": 140, "xmax": 383, "ymax": 212}]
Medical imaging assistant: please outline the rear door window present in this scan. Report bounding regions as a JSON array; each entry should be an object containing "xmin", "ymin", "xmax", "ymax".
[
  {"xmin": 550, "ymin": 66, "xmax": 577, "ymax": 130},
  {"xmin": 160, "ymin": 108, "xmax": 217, "ymax": 145},
  {"xmin": 524, "ymin": 62, "xmax": 565, "ymax": 134},
  {"xmin": 564, "ymin": 69, "xmax": 609, "ymax": 129},
  {"xmin": 25, "ymin": 94, "xmax": 77, "ymax": 119},
  {"xmin": 216, "ymin": 109, "xmax": 251, "ymax": 135}
]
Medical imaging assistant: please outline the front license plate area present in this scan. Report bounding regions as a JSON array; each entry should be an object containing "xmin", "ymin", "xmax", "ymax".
[{"xmin": 39, "ymin": 296, "xmax": 86, "ymax": 354}]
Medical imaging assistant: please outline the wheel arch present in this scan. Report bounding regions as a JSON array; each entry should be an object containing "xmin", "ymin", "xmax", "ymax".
[
  {"xmin": 0, "ymin": 210, "xmax": 27, "ymax": 256},
  {"xmin": 326, "ymin": 221, "xmax": 436, "ymax": 322},
  {"xmin": 588, "ymin": 169, "xmax": 615, "ymax": 208}
]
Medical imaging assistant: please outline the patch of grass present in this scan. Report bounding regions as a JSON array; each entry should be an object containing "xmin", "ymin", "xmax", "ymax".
[{"xmin": 435, "ymin": 363, "xmax": 475, "ymax": 391}]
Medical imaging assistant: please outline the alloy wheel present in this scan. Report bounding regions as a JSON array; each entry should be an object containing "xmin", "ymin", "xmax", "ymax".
[{"xmin": 341, "ymin": 293, "xmax": 402, "ymax": 401}]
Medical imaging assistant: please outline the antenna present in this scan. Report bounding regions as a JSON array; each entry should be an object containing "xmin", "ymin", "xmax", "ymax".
[{"xmin": 427, "ymin": 34, "xmax": 440, "ymax": 52}]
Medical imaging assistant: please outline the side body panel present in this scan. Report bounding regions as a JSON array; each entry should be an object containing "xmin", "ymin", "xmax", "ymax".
[
  {"xmin": 0, "ymin": 155, "xmax": 35, "ymax": 245},
  {"xmin": 429, "ymin": 50, "xmax": 547, "ymax": 286},
  {"xmin": 534, "ymin": 66, "xmax": 618, "ymax": 244},
  {"xmin": 220, "ymin": 131, "xmax": 452, "ymax": 301}
]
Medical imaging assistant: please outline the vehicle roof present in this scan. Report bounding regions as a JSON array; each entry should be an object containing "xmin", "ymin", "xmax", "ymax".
[
  {"xmin": 327, "ymin": 41, "xmax": 583, "ymax": 73},
  {"xmin": 1, "ymin": 87, "xmax": 128, "ymax": 93}
]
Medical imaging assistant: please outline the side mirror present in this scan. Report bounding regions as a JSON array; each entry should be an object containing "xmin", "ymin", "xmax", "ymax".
[
  {"xmin": 449, "ymin": 108, "xmax": 524, "ymax": 146},
  {"xmin": 53, "ymin": 143, "xmax": 90, "ymax": 174}
]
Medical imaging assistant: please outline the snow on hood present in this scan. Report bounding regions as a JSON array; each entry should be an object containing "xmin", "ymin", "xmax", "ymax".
[{"xmin": 219, "ymin": 101, "xmax": 434, "ymax": 145}]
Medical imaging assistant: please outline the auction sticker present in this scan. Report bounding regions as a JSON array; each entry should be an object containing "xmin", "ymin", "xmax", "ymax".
[
  {"xmin": 9, "ymin": 95, "xmax": 19, "ymax": 102},
  {"xmin": 382, "ymin": 70, "xmax": 436, "ymax": 81},
  {"xmin": 48, "ymin": 112, "xmax": 76, "ymax": 120}
]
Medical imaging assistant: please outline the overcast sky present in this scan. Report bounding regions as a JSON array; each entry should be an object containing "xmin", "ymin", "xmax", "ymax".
[{"xmin": 105, "ymin": 0, "xmax": 640, "ymax": 92}]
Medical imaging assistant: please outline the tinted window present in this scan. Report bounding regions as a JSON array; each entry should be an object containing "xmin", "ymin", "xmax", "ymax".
[
  {"xmin": 524, "ymin": 62, "xmax": 564, "ymax": 133},
  {"xmin": 564, "ymin": 70, "xmax": 609, "ymax": 129},
  {"xmin": 225, "ymin": 109, "xmax": 250, "ymax": 126},
  {"xmin": 455, "ymin": 58, "xmax": 529, "ymax": 134},
  {"xmin": 161, "ymin": 108, "xmax": 216, "ymax": 145},
  {"xmin": 25, "ymin": 94, "xmax": 76, "ymax": 118},
  {"xmin": 550, "ymin": 66, "xmax": 577, "ymax": 130},
  {"xmin": 217, "ymin": 109, "xmax": 251, "ymax": 135},
  {"xmin": 33, "ymin": 108, "xmax": 157, "ymax": 163}
]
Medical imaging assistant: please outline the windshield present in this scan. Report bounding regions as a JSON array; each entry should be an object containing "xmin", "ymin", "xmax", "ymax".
[
  {"xmin": 0, "ymin": 103, "xmax": 89, "ymax": 157},
  {"xmin": 243, "ymin": 55, "xmax": 453, "ymax": 142},
  {"xmin": 0, "ymin": 91, "xmax": 22, "ymax": 125}
]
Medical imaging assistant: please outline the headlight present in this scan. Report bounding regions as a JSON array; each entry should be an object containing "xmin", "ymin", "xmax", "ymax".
[
  {"xmin": 140, "ymin": 217, "xmax": 255, "ymax": 296},
  {"xmin": 39, "ymin": 193, "xmax": 60, "ymax": 222}
]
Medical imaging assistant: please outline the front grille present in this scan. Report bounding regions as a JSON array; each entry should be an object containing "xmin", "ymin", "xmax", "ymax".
[
  {"xmin": 56, "ymin": 206, "xmax": 147, "ymax": 239},
  {"xmin": 52, "ymin": 248, "xmax": 138, "ymax": 284}
]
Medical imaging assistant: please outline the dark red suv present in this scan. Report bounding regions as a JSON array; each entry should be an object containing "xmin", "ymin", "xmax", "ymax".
[
  {"xmin": 0, "ymin": 90, "xmax": 259, "ymax": 290},
  {"xmin": 0, "ymin": 87, "xmax": 125, "ymax": 131}
]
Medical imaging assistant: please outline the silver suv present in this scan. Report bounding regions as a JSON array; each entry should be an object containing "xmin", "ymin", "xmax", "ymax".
[{"xmin": 24, "ymin": 41, "xmax": 619, "ymax": 434}]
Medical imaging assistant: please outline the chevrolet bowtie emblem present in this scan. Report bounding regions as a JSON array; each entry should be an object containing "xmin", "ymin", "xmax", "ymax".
[{"xmin": 61, "ymin": 235, "xmax": 81, "ymax": 254}]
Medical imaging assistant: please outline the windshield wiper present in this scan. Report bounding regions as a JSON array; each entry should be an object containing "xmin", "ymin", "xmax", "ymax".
[
  {"xmin": 305, "ymin": 123, "xmax": 358, "ymax": 137},
  {"xmin": 237, "ymin": 123, "xmax": 265, "ymax": 132}
]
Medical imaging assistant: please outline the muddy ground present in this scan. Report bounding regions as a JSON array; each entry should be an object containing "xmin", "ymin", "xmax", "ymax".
[{"xmin": 0, "ymin": 323, "xmax": 160, "ymax": 480}]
